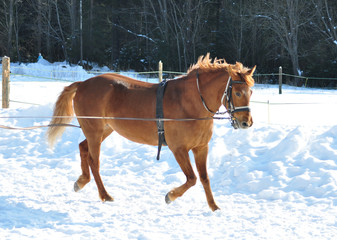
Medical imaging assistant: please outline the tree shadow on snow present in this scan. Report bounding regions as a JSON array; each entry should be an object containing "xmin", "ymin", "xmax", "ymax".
[{"xmin": 0, "ymin": 196, "xmax": 68, "ymax": 229}]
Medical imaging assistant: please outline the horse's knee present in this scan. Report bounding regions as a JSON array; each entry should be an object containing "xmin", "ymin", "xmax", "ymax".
[{"xmin": 187, "ymin": 175, "xmax": 197, "ymax": 187}]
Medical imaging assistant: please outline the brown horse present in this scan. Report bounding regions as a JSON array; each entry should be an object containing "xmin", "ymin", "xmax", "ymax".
[{"xmin": 47, "ymin": 54, "xmax": 256, "ymax": 211}]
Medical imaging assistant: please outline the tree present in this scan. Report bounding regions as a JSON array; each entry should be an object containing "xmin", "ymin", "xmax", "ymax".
[
  {"xmin": 145, "ymin": 0, "xmax": 211, "ymax": 71},
  {"xmin": 8, "ymin": 0, "xmax": 14, "ymax": 58},
  {"xmin": 263, "ymin": 0, "xmax": 311, "ymax": 78},
  {"xmin": 1, "ymin": 0, "xmax": 337, "ymax": 84},
  {"xmin": 311, "ymin": 0, "xmax": 337, "ymax": 48},
  {"xmin": 0, "ymin": 0, "xmax": 15, "ymax": 57}
]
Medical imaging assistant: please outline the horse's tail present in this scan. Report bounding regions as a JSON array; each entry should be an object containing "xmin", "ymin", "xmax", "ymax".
[{"xmin": 47, "ymin": 81, "xmax": 81, "ymax": 147}]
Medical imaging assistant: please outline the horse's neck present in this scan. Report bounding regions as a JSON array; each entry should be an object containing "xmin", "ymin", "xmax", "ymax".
[{"xmin": 196, "ymin": 71, "xmax": 228, "ymax": 113}]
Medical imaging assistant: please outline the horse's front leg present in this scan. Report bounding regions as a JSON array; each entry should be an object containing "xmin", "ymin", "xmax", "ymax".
[
  {"xmin": 193, "ymin": 145, "xmax": 220, "ymax": 211},
  {"xmin": 165, "ymin": 147, "xmax": 197, "ymax": 204}
]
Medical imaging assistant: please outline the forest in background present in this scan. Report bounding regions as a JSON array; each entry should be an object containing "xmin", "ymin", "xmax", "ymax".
[{"xmin": 0, "ymin": 0, "xmax": 337, "ymax": 86}]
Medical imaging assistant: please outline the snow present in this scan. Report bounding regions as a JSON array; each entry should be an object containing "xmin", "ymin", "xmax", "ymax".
[{"xmin": 1, "ymin": 60, "xmax": 337, "ymax": 239}]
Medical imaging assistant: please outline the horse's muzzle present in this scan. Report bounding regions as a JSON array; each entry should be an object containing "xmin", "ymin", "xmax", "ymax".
[{"xmin": 232, "ymin": 118, "xmax": 253, "ymax": 129}]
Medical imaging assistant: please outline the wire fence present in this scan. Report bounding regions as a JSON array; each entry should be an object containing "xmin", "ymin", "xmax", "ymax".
[
  {"xmin": 1, "ymin": 65, "xmax": 187, "ymax": 107},
  {"xmin": 4, "ymin": 63, "xmax": 337, "ymax": 84},
  {"xmin": 1, "ymin": 63, "xmax": 337, "ymax": 127},
  {"xmin": 254, "ymin": 72, "xmax": 337, "ymax": 88},
  {"xmin": 8, "ymin": 65, "xmax": 186, "ymax": 83}
]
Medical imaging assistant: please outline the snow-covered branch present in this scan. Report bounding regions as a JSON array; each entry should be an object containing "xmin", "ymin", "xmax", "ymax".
[{"xmin": 112, "ymin": 23, "xmax": 155, "ymax": 43}]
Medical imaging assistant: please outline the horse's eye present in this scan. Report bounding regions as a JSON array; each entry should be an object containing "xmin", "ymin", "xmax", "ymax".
[{"xmin": 235, "ymin": 92, "xmax": 241, "ymax": 97}]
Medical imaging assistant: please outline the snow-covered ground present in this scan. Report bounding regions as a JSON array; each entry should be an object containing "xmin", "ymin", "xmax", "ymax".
[{"xmin": 1, "ymin": 60, "xmax": 337, "ymax": 239}]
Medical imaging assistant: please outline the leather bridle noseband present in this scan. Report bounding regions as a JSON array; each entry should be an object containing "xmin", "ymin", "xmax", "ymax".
[{"xmin": 196, "ymin": 71, "xmax": 251, "ymax": 128}]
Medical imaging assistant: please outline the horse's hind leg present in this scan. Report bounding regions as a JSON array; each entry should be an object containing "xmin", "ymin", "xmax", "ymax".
[
  {"xmin": 74, "ymin": 126, "xmax": 113, "ymax": 201},
  {"xmin": 86, "ymin": 138, "xmax": 113, "ymax": 201},
  {"xmin": 74, "ymin": 139, "xmax": 91, "ymax": 192}
]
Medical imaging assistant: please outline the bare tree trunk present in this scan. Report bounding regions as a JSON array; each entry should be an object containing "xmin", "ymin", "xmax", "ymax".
[
  {"xmin": 14, "ymin": 2, "xmax": 20, "ymax": 63},
  {"xmin": 54, "ymin": 0, "xmax": 69, "ymax": 63},
  {"xmin": 145, "ymin": 0, "xmax": 208, "ymax": 70},
  {"xmin": 37, "ymin": 0, "xmax": 42, "ymax": 54},
  {"xmin": 169, "ymin": 0, "xmax": 182, "ymax": 71},
  {"xmin": 7, "ymin": 0, "xmax": 14, "ymax": 57},
  {"xmin": 237, "ymin": 0, "xmax": 243, "ymax": 60},
  {"xmin": 264, "ymin": 0, "xmax": 309, "ymax": 79},
  {"xmin": 46, "ymin": 1, "xmax": 52, "ymax": 60},
  {"xmin": 89, "ymin": 0, "xmax": 94, "ymax": 61},
  {"xmin": 285, "ymin": 0, "xmax": 300, "ymax": 76},
  {"xmin": 110, "ymin": 1, "xmax": 121, "ymax": 68},
  {"xmin": 67, "ymin": 0, "xmax": 77, "ymax": 63},
  {"xmin": 79, "ymin": 0, "xmax": 83, "ymax": 65},
  {"xmin": 140, "ymin": 0, "xmax": 151, "ymax": 69}
]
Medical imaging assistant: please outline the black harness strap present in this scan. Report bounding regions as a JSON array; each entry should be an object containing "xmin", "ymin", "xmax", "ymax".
[{"xmin": 156, "ymin": 80, "xmax": 168, "ymax": 160}]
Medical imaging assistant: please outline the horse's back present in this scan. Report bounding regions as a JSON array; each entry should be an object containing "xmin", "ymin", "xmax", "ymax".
[
  {"xmin": 74, "ymin": 73, "xmax": 156, "ymax": 112},
  {"xmin": 77, "ymin": 73, "xmax": 154, "ymax": 94},
  {"xmin": 73, "ymin": 73, "xmax": 159, "ymax": 145}
]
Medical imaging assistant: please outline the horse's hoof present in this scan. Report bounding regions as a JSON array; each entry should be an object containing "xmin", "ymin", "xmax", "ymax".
[
  {"xmin": 74, "ymin": 182, "xmax": 80, "ymax": 192},
  {"xmin": 212, "ymin": 206, "xmax": 221, "ymax": 212},
  {"xmin": 165, "ymin": 193, "xmax": 172, "ymax": 204},
  {"xmin": 102, "ymin": 195, "xmax": 114, "ymax": 202},
  {"xmin": 105, "ymin": 197, "xmax": 114, "ymax": 202},
  {"xmin": 210, "ymin": 204, "xmax": 221, "ymax": 212}
]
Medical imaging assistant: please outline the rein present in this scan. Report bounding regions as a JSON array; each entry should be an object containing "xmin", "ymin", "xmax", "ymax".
[
  {"xmin": 196, "ymin": 71, "xmax": 222, "ymax": 115},
  {"xmin": 196, "ymin": 70, "xmax": 251, "ymax": 128},
  {"xmin": 0, "ymin": 116, "xmax": 217, "ymax": 131}
]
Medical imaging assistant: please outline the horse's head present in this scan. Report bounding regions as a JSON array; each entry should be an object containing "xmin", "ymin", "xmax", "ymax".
[{"xmin": 224, "ymin": 63, "xmax": 256, "ymax": 129}]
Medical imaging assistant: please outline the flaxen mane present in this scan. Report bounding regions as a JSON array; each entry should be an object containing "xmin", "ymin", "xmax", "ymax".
[{"xmin": 187, "ymin": 53, "xmax": 255, "ymax": 87}]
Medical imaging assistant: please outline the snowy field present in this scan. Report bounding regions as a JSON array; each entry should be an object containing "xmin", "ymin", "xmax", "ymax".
[{"xmin": 1, "ymin": 60, "xmax": 337, "ymax": 239}]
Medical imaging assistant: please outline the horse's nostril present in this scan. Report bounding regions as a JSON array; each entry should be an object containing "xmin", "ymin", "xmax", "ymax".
[{"xmin": 242, "ymin": 122, "xmax": 248, "ymax": 127}]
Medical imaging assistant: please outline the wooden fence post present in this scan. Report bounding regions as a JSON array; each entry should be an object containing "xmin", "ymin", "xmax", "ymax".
[
  {"xmin": 2, "ymin": 56, "xmax": 10, "ymax": 108},
  {"xmin": 278, "ymin": 66, "xmax": 282, "ymax": 94},
  {"xmin": 158, "ymin": 60, "xmax": 163, "ymax": 82}
]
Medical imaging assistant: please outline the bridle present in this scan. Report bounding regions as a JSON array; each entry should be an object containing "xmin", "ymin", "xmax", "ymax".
[{"xmin": 196, "ymin": 70, "xmax": 251, "ymax": 128}]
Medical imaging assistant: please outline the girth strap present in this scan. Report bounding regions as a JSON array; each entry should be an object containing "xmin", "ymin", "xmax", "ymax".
[{"xmin": 156, "ymin": 80, "xmax": 168, "ymax": 160}]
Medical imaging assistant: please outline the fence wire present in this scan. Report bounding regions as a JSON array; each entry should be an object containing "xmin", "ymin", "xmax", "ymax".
[{"xmin": 1, "ymin": 66, "xmax": 337, "ymax": 128}]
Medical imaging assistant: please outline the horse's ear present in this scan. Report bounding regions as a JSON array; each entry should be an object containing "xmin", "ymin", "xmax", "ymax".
[{"xmin": 248, "ymin": 65, "xmax": 256, "ymax": 76}]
